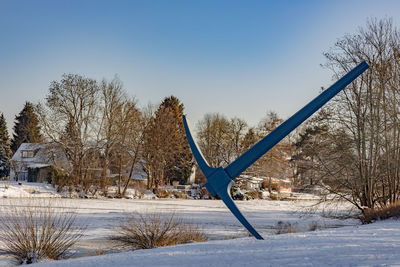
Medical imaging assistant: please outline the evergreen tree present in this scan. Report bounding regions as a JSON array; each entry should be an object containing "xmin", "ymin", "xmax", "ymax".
[
  {"xmin": 239, "ymin": 127, "xmax": 260, "ymax": 175},
  {"xmin": 240, "ymin": 127, "xmax": 258, "ymax": 153},
  {"xmin": 11, "ymin": 102, "xmax": 42, "ymax": 153},
  {"xmin": 291, "ymin": 118, "xmax": 330, "ymax": 186},
  {"xmin": 0, "ymin": 113, "xmax": 11, "ymax": 177},
  {"xmin": 142, "ymin": 96, "xmax": 193, "ymax": 188},
  {"xmin": 160, "ymin": 96, "xmax": 193, "ymax": 184}
]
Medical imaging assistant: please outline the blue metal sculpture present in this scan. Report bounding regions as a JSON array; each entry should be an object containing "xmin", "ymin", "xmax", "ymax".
[{"xmin": 183, "ymin": 61, "xmax": 369, "ymax": 240}]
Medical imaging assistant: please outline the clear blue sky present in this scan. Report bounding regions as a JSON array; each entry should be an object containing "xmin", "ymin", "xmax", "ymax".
[{"xmin": 1, "ymin": 0, "xmax": 400, "ymax": 134}]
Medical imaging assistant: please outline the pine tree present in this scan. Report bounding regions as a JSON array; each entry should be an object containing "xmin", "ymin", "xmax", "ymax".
[
  {"xmin": 292, "ymin": 120, "xmax": 329, "ymax": 186},
  {"xmin": 0, "ymin": 113, "xmax": 11, "ymax": 177},
  {"xmin": 240, "ymin": 127, "xmax": 258, "ymax": 153},
  {"xmin": 239, "ymin": 127, "xmax": 259, "ymax": 175},
  {"xmin": 142, "ymin": 96, "xmax": 193, "ymax": 188},
  {"xmin": 160, "ymin": 96, "xmax": 193, "ymax": 185},
  {"xmin": 11, "ymin": 102, "xmax": 42, "ymax": 153}
]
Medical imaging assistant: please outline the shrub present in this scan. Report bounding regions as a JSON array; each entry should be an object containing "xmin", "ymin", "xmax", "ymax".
[
  {"xmin": 173, "ymin": 191, "xmax": 188, "ymax": 199},
  {"xmin": 360, "ymin": 203, "xmax": 400, "ymax": 224},
  {"xmin": 110, "ymin": 212, "xmax": 207, "ymax": 250},
  {"xmin": 0, "ymin": 200, "xmax": 85, "ymax": 264},
  {"xmin": 246, "ymin": 189, "xmax": 260, "ymax": 200},
  {"xmin": 156, "ymin": 189, "xmax": 173, "ymax": 198},
  {"xmin": 275, "ymin": 221, "xmax": 298, "ymax": 234},
  {"xmin": 47, "ymin": 166, "xmax": 70, "ymax": 192}
]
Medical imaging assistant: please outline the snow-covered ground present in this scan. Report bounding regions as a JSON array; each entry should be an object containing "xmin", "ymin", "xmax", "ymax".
[
  {"xmin": 2, "ymin": 181, "xmax": 389, "ymax": 266},
  {"xmin": 0, "ymin": 181, "xmax": 155, "ymax": 199},
  {"xmin": 0, "ymin": 196, "xmax": 358, "ymax": 266},
  {"xmin": 0, "ymin": 181, "xmax": 61, "ymax": 198},
  {"xmin": 32, "ymin": 220, "xmax": 400, "ymax": 267}
]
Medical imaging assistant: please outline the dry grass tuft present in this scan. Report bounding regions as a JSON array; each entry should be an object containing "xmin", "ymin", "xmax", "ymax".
[
  {"xmin": 88, "ymin": 250, "xmax": 106, "ymax": 256},
  {"xmin": 110, "ymin": 212, "xmax": 207, "ymax": 250},
  {"xmin": 308, "ymin": 221, "xmax": 320, "ymax": 231},
  {"xmin": 0, "ymin": 200, "xmax": 85, "ymax": 265},
  {"xmin": 360, "ymin": 203, "xmax": 400, "ymax": 224}
]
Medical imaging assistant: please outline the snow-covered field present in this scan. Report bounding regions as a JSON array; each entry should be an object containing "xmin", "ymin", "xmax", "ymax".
[
  {"xmin": 0, "ymin": 181, "xmax": 396, "ymax": 266},
  {"xmin": 32, "ymin": 220, "xmax": 400, "ymax": 267}
]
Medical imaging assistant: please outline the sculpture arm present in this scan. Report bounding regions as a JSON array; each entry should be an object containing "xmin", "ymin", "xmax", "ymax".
[
  {"xmin": 225, "ymin": 61, "xmax": 369, "ymax": 179},
  {"xmin": 182, "ymin": 115, "xmax": 216, "ymax": 177}
]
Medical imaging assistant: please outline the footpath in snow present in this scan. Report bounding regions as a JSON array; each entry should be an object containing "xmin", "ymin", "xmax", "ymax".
[{"xmin": 33, "ymin": 220, "xmax": 400, "ymax": 267}]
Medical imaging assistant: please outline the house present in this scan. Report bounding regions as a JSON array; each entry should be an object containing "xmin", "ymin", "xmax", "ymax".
[
  {"xmin": 10, "ymin": 143, "xmax": 70, "ymax": 182},
  {"xmin": 236, "ymin": 175, "xmax": 293, "ymax": 199},
  {"xmin": 261, "ymin": 177, "xmax": 292, "ymax": 198},
  {"xmin": 261, "ymin": 177, "xmax": 292, "ymax": 192},
  {"xmin": 237, "ymin": 175, "xmax": 265, "ymax": 190},
  {"xmin": 107, "ymin": 163, "xmax": 148, "ymax": 187}
]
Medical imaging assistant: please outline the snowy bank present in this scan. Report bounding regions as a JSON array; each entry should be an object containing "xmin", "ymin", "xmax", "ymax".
[
  {"xmin": 0, "ymin": 181, "xmax": 61, "ymax": 198},
  {"xmin": 33, "ymin": 220, "xmax": 400, "ymax": 267}
]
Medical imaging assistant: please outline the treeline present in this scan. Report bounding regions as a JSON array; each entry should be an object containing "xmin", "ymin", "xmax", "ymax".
[
  {"xmin": 1, "ymin": 18, "xmax": 400, "ymax": 210},
  {"xmin": 0, "ymin": 78, "xmax": 193, "ymax": 197},
  {"xmin": 35, "ymin": 75, "xmax": 193, "ymax": 196},
  {"xmin": 196, "ymin": 112, "xmax": 293, "ymax": 181},
  {"xmin": 293, "ymin": 18, "xmax": 400, "ymax": 211},
  {"xmin": 196, "ymin": 17, "xmax": 400, "ymax": 213},
  {"xmin": 0, "ymin": 102, "xmax": 42, "ymax": 178}
]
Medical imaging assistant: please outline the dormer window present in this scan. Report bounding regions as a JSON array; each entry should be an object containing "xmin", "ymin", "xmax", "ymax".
[{"xmin": 21, "ymin": 150, "xmax": 35, "ymax": 158}]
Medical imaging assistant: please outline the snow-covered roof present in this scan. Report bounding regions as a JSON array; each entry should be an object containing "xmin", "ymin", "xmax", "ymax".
[
  {"xmin": 11, "ymin": 143, "xmax": 70, "ymax": 170},
  {"xmin": 239, "ymin": 175, "xmax": 292, "ymax": 184},
  {"xmin": 108, "ymin": 163, "xmax": 147, "ymax": 181},
  {"xmin": 27, "ymin": 163, "xmax": 51, "ymax": 169}
]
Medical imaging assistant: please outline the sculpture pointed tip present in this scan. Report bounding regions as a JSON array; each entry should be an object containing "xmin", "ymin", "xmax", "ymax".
[
  {"xmin": 182, "ymin": 113, "xmax": 215, "ymax": 177},
  {"xmin": 361, "ymin": 60, "xmax": 369, "ymax": 68}
]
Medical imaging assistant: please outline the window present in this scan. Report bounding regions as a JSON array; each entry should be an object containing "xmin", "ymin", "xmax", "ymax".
[{"xmin": 21, "ymin": 150, "xmax": 34, "ymax": 158}]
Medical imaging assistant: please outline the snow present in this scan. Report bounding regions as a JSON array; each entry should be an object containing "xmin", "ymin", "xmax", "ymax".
[
  {"xmin": 0, "ymin": 193, "xmax": 360, "ymax": 266},
  {"xmin": 26, "ymin": 163, "xmax": 51, "ymax": 168},
  {"xmin": 10, "ymin": 143, "xmax": 65, "ymax": 163},
  {"xmin": 0, "ymin": 181, "xmax": 61, "ymax": 198},
  {"xmin": 0, "ymin": 181, "xmax": 154, "ymax": 199},
  {"xmin": 32, "ymin": 220, "xmax": 400, "ymax": 267},
  {"xmin": 142, "ymin": 190, "xmax": 157, "ymax": 199},
  {"xmin": 0, "ymin": 181, "xmax": 398, "ymax": 266}
]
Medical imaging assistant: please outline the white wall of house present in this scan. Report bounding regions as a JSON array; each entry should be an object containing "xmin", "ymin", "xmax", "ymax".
[{"xmin": 188, "ymin": 166, "xmax": 196, "ymax": 184}]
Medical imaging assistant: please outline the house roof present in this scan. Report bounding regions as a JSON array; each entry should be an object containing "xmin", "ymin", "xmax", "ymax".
[
  {"xmin": 239, "ymin": 175, "xmax": 292, "ymax": 184},
  {"xmin": 27, "ymin": 163, "xmax": 51, "ymax": 169},
  {"xmin": 107, "ymin": 163, "xmax": 147, "ymax": 181},
  {"xmin": 11, "ymin": 143, "xmax": 70, "ymax": 170}
]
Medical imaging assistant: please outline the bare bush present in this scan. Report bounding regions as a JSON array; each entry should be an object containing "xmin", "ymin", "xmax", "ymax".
[
  {"xmin": 360, "ymin": 203, "xmax": 400, "ymax": 224},
  {"xmin": 110, "ymin": 212, "xmax": 207, "ymax": 250},
  {"xmin": 0, "ymin": 201, "xmax": 85, "ymax": 264}
]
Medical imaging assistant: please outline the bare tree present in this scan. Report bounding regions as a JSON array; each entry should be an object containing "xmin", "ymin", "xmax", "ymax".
[
  {"xmin": 114, "ymin": 99, "xmax": 143, "ymax": 197},
  {"xmin": 37, "ymin": 74, "xmax": 100, "ymax": 190},
  {"xmin": 322, "ymin": 18, "xmax": 400, "ymax": 210},
  {"xmin": 196, "ymin": 113, "xmax": 230, "ymax": 168},
  {"xmin": 196, "ymin": 114, "xmax": 248, "ymax": 168},
  {"xmin": 97, "ymin": 77, "xmax": 127, "ymax": 195},
  {"xmin": 254, "ymin": 112, "xmax": 292, "ymax": 179},
  {"xmin": 224, "ymin": 117, "xmax": 248, "ymax": 165}
]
